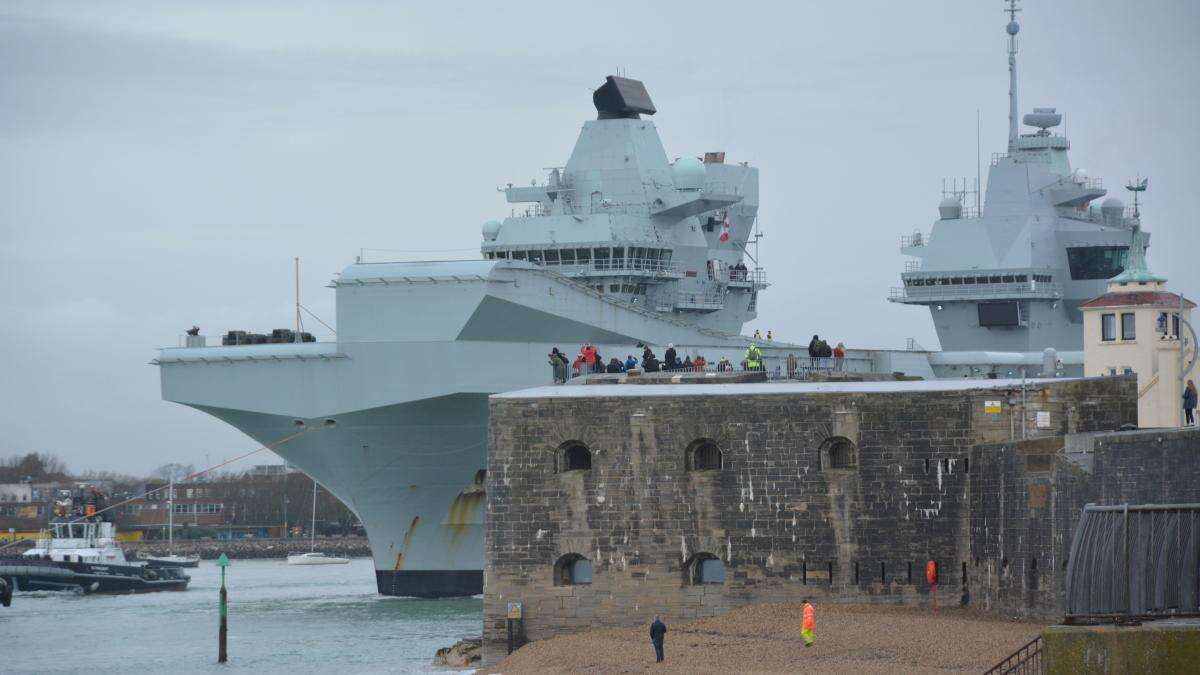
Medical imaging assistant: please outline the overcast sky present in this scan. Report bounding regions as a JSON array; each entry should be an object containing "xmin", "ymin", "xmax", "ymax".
[{"xmin": 2, "ymin": 1, "xmax": 1197, "ymax": 476}]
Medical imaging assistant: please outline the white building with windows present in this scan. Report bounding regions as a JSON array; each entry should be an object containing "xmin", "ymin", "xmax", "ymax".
[{"xmin": 1081, "ymin": 228, "xmax": 1195, "ymax": 428}]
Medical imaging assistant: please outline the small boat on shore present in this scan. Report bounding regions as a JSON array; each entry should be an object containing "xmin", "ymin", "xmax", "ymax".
[
  {"xmin": 137, "ymin": 475, "xmax": 200, "ymax": 568},
  {"xmin": 286, "ymin": 480, "xmax": 350, "ymax": 565},
  {"xmin": 139, "ymin": 551, "xmax": 201, "ymax": 568}
]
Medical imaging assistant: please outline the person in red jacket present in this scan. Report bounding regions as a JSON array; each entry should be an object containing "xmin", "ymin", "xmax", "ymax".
[
  {"xmin": 801, "ymin": 599, "xmax": 815, "ymax": 647},
  {"xmin": 833, "ymin": 342, "xmax": 846, "ymax": 372}
]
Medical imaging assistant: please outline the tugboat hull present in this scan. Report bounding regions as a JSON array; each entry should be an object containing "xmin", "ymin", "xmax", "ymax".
[{"xmin": 0, "ymin": 559, "xmax": 190, "ymax": 594}]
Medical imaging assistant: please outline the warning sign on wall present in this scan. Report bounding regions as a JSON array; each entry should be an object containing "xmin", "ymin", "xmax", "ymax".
[
  {"xmin": 1037, "ymin": 411, "xmax": 1051, "ymax": 429},
  {"xmin": 984, "ymin": 400, "xmax": 1002, "ymax": 414}
]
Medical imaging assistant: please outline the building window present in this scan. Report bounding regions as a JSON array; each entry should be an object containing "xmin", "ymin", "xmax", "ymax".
[
  {"xmin": 554, "ymin": 553, "xmax": 593, "ymax": 586},
  {"xmin": 1101, "ymin": 314, "xmax": 1116, "ymax": 341},
  {"xmin": 687, "ymin": 553, "xmax": 726, "ymax": 585},
  {"xmin": 686, "ymin": 439, "xmax": 723, "ymax": 471},
  {"xmin": 1121, "ymin": 313, "xmax": 1136, "ymax": 340},
  {"xmin": 559, "ymin": 441, "xmax": 592, "ymax": 472},
  {"xmin": 820, "ymin": 436, "xmax": 858, "ymax": 470}
]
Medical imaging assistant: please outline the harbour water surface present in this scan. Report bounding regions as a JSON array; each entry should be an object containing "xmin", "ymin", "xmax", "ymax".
[{"xmin": 1, "ymin": 557, "xmax": 480, "ymax": 674}]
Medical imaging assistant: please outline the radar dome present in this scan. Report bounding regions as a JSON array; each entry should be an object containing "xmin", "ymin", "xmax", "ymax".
[
  {"xmin": 939, "ymin": 196, "xmax": 963, "ymax": 220},
  {"xmin": 1101, "ymin": 197, "xmax": 1124, "ymax": 223},
  {"xmin": 482, "ymin": 220, "xmax": 502, "ymax": 241},
  {"xmin": 1007, "ymin": 20, "xmax": 1020, "ymax": 35},
  {"xmin": 671, "ymin": 156, "xmax": 706, "ymax": 191}
]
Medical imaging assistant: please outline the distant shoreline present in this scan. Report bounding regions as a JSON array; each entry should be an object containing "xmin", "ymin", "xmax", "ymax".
[{"xmin": 4, "ymin": 536, "xmax": 373, "ymax": 561}]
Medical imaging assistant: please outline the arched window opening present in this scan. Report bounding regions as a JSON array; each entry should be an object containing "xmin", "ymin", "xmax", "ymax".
[
  {"xmin": 820, "ymin": 436, "xmax": 858, "ymax": 470},
  {"xmin": 686, "ymin": 439, "xmax": 724, "ymax": 472},
  {"xmin": 686, "ymin": 553, "xmax": 725, "ymax": 585},
  {"xmin": 559, "ymin": 441, "xmax": 592, "ymax": 472},
  {"xmin": 554, "ymin": 553, "xmax": 592, "ymax": 586}
]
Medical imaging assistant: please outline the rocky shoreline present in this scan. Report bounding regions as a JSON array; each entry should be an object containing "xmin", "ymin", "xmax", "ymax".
[
  {"xmin": 125, "ymin": 536, "xmax": 372, "ymax": 560},
  {"xmin": 3, "ymin": 536, "xmax": 373, "ymax": 560}
]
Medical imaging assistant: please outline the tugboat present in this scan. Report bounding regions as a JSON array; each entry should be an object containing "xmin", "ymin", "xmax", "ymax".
[{"xmin": 0, "ymin": 487, "xmax": 190, "ymax": 594}]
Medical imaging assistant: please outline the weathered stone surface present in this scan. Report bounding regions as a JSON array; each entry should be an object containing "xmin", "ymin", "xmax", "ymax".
[
  {"xmin": 483, "ymin": 376, "xmax": 1195, "ymax": 662},
  {"xmin": 1043, "ymin": 621, "xmax": 1200, "ymax": 675}
]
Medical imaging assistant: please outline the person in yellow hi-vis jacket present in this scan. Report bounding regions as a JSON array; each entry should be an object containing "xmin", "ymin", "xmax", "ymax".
[{"xmin": 801, "ymin": 599, "xmax": 815, "ymax": 647}]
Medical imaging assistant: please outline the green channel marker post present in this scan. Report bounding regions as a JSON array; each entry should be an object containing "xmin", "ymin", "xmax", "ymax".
[{"xmin": 217, "ymin": 553, "xmax": 230, "ymax": 663}]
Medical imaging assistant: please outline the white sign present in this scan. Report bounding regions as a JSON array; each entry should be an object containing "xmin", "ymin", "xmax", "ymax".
[
  {"xmin": 984, "ymin": 400, "xmax": 1002, "ymax": 414},
  {"xmin": 1036, "ymin": 411, "xmax": 1051, "ymax": 429}
]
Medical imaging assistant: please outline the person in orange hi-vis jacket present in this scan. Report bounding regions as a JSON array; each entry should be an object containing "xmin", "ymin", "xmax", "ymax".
[{"xmin": 801, "ymin": 599, "xmax": 815, "ymax": 647}]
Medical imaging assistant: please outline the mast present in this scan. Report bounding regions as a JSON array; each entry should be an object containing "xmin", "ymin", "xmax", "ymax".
[
  {"xmin": 1006, "ymin": 0, "xmax": 1021, "ymax": 152},
  {"xmin": 294, "ymin": 257, "xmax": 301, "ymax": 343},
  {"xmin": 167, "ymin": 475, "xmax": 174, "ymax": 552},
  {"xmin": 310, "ymin": 479, "xmax": 318, "ymax": 552}
]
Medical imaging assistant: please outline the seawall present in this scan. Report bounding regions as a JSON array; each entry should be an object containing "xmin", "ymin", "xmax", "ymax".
[{"xmin": 481, "ymin": 376, "xmax": 1200, "ymax": 659}]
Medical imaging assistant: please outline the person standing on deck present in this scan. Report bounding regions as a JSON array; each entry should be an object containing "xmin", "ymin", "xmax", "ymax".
[
  {"xmin": 801, "ymin": 599, "xmax": 815, "ymax": 648},
  {"xmin": 649, "ymin": 615, "xmax": 667, "ymax": 662}
]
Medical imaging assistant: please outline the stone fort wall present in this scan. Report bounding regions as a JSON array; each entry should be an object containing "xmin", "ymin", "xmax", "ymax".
[{"xmin": 482, "ymin": 376, "xmax": 1183, "ymax": 656}]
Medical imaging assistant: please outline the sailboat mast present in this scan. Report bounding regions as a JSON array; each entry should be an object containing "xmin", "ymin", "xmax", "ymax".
[
  {"xmin": 167, "ymin": 476, "xmax": 174, "ymax": 551},
  {"xmin": 295, "ymin": 257, "xmax": 301, "ymax": 342},
  {"xmin": 310, "ymin": 479, "xmax": 317, "ymax": 552}
]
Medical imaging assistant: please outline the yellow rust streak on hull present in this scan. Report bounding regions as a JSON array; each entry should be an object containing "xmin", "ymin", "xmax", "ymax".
[{"xmin": 393, "ymin": 515, "xmax": 420, "ymax": 571}]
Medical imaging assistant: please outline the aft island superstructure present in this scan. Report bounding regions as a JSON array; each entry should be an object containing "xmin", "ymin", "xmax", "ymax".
[{"xmin": 891, "ymin": 1, "xmax": 1147, "ymax": 371}]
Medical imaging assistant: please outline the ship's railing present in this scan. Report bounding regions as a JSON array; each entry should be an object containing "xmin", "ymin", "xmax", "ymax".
[
  {"xmin": 900, "ymin": 232, "xmax": 925, "ymax": 248},
  {"xmin": 172, "ymin": 333, "xmax": 336, "ymax": 348},
  {"xmin": 549, "ymin": 354, "xmax": 875, "ymax": 384},
  {"xmin": 671, "ymin": 290, "xmax": 726, "ymax": 310},
  {"xmin": 719, "ymin": 268, "xmax": 767, "ymax": 286},
  {"xmin": 544, "ymin": 258, "xmax": 682, "ymax": 278},
  {"xmin": 904, "ymin": 260, "xmax": 921, "ymax": 273},
  {"xmin": 1061, "ymin": 205, "xmax": 1139, "ymax": 226},
  {"xmin": 889, "ymin": 281, "xmax": 1063, "ymax": 303}
]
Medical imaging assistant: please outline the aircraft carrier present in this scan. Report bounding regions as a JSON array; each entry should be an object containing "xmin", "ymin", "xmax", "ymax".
[{"xmin": 155, "ymin": 2, "xmax": 1148, "ymax": 597}]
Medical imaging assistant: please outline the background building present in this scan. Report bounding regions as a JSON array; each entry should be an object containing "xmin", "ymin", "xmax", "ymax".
[{"xmin": 1082, "ymin": 226, "xmax": 1196, "ymax": 428}]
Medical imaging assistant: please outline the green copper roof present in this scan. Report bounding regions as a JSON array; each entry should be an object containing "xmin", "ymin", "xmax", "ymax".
[{"xmin": 1110, "ymin": 223, "xmax": 1165, "ymax": 283}]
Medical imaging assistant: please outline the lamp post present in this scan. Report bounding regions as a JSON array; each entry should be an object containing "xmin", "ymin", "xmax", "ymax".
[{"xmin": 217, "ymin": 552, "xmax": 231, "ymax": 663}]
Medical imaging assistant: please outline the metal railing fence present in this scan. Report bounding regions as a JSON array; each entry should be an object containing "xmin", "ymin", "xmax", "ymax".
[{"xmin": 983, "ymin": 636, "xmax": 1043, "ymax": 675}]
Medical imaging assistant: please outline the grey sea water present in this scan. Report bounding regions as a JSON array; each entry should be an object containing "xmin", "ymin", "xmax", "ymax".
[{"xmin": 0, "ymin": 557, "xmax": 481, "ymax": 674}]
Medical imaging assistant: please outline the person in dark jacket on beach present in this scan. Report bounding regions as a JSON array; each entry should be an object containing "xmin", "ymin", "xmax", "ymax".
[
  {"xmin": 649, "ymin": 615, "xmax": 667, "ymax": 662},
  {"xmin": 606, "ymin": 357, "xmax": 624, "ymax": 374}
]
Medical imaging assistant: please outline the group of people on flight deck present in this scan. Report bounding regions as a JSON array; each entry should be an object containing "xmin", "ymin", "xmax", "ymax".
[
  {"xmin": 550, "ymin": 334, "xmax": 848, "ymax": 383},
  {"xmin": 549, "ymin": 342, "xmax": 732, "ymax": 382}
]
